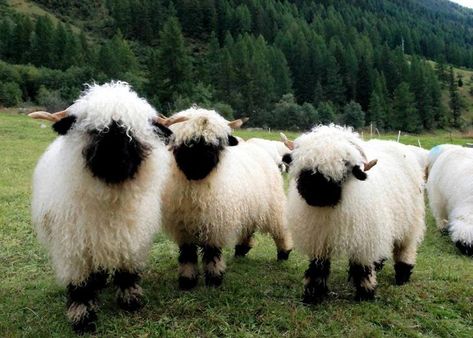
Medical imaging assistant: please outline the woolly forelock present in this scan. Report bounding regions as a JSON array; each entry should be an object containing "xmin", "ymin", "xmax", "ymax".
[
  {"xmin": 168, "ymin": 108, "xmax": 232, "ymax": 147},
  {"xmin": 67, "ymin": 81, "xmax": 158, "ymax": 142},
  {"xmin": 289, "ymin": 124, "xmax": 366, "ymax": 182}
]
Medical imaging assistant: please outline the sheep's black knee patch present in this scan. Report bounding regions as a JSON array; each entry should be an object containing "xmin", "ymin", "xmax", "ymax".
[
  {"xmin": 455, "ymin": 241, "xmax": 473, "ymax": 256},
  {"xmin": 178, "ymin": 244, "xmax": 198, "ymax": 290},
  {"xmin": 235, "ymin": 243, "xmax": 252, "ymax": 257},
  {"xmin": 297, "ymin": 169, "xmax": 342, "ymax": 207},
  {"xmin": 394, "ymin": 262, "xmax": 414, "ymax": 285},
  {"xmin": 202, "ymin": 245, "xmax": 224, "ymax": 287},
  {"xmin": 66, "ymin": 272, "xmax": 106, "ymax": 334},
  {"xmin": 277, "ymin": 249, "xmax": 291, "ymax": 261},
  {"xmin": 303, "ymin": 259, "xmax": 330, "ymax": 304},
  {"xmin": 374, "ymin": 258, "xmax": 387, "ymax": 272},
  {"xmin": 173, "ymin": 138, "xmax": 223, "ymax": 180},
  {"xmin": 83, "ymin": 120, "xmax": 150, "ymax": 184},
  {"xmin": 179, "ymin": 244, "xmax": 198, "ymax": 264},
  {"xmin": 114, "ymin": 271, "xmax": 143, "ymax": 312},
  {"xmin": 349, "ymin": 263, "xmax": 376, "ymax": 301},
  {"xmin": 114, "ymin": 270, "xmax": 140, "ymax": 290}
]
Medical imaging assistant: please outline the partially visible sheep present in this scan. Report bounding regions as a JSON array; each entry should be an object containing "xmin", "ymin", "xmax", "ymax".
[
  {"xmin": 30, "ymin": 82, "xmax": 173, "ymax": 334},
  {"xmin": 284, "ymin": 125, "xmax": 425, "ymax": 303},
  {"xmin": 426, "ymin": 144, "xmax": 462, "ymax": 178},
  {"xmin": 246, "ymin": 138, "xmax": 291, "ymax": 172},
  {"xmin": 161, "ymin": 107, "xmax": 293, "ymax": 289},
  {"xmin": 405, "ymin": 145, "xmax": 429, "ymax": 175},
  {"xmin": 426, "ymin": 146, "xmax": 473, "ymax": 255}
]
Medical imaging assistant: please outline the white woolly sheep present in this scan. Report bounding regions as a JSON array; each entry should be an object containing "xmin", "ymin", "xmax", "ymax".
[
  {"xmin": 29, "ymin": 82, "xmax": 173, "ymax": 334},
  {"xmin": 426, "ymin": 145, "xmax": 473, "ymax": 256},
  {"xmin": 405, "ymin": 145, "xmax": 429, "ymax": 175},
  {"xmin": 246, "ymin": 138, "xmax": 291, "ymax": 172},
  {"xmin": 283, "ymin": 125, "xmax": 425, "ymax": 303},
  {"xmin": 160, "ymin": 107, "xmax": 293, "ymax": 289}
]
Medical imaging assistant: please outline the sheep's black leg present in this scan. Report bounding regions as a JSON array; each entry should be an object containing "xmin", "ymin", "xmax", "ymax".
[
  {"xmin": 374, "ymin": 258, "xmax": 387, "ymax": 272},
  {"xmin": 178, "ymin": 243, "xmax": 199, "ymax": 290},
  {"xmin": 303, "ymin": 258, "xmax": 330, "ymax": 304},
  {"xmin": 349, "ymin": 262, "xmax": 377, "ymax": 301},
  {"xmin": 113, "ymin": 270, "xmax": 143, "ymax": 312},
  {"xmin": 202, "ymin": 245, "xmax": 225, "ymax": 287},
  {"xmin": 66, "ymin": 271, "xmax": 108, "ymax": 334},
  {"xmin": 235, "ymin": 232, "xmax": 254, "ymax": 258}
]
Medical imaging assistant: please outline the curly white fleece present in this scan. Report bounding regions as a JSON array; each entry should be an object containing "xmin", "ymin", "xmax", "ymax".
[
  {"xmin": 32, "ymin": 82, "xmax": 169, "ymax": 285},
  {"xmin": 287, "ymin": 125, "xmax": 425, "ymax": 265}
]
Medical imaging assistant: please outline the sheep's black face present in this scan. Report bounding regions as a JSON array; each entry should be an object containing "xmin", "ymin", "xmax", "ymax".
[
  {"xmin": 173, "ymin": 138, "xmax": 224, "ymax": 181},
  {"xmin": 297, "ymin": 169, "xmax": 342, "ymax": 207},
  {"xmin": 83, "ymin": 120, "xmax": 150, "ymax": 184}
]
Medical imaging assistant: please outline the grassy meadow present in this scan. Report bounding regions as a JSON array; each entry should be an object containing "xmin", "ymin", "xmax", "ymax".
[{"xmin": 1, "ymin": 111, "xmax": 473, "ymax": 337}]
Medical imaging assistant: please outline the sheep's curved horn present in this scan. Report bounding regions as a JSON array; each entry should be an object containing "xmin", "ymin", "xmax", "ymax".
[
  {"xmin": 153, "ymin": 115, "xmax": 189, "ymax": 127},
  {"xmin": 364, "ymin": 159, "xmax": 378, "ymax": 171},
  {"xmin": 280, "ymin": 132, "xmax": 294, "ymax": 150},
  {"xmin": 228, "ymin": 117, "xmax": 249, "ymax": 129},
  {"xmin": 28, "ymin": 110, "xmax": 68, "ymax": 122}
]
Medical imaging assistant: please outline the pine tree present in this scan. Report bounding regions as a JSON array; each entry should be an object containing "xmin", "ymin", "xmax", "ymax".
[
  {"xmin": 30, "ymin": 16, "xmax": 54, "ymax": 67},
  {"xmin": 392, "ymin": 82, "xmax": 420, "ymax": 133},
  {"xmin": 154, "ymin": 17, "xmax": 193, "ymax": 109},
  {"xmin": 342, "ymin": 101, "xmax": 365, "ymax": 128},
  {"xmin": 448, "ymin": 67, "xmax": 463, "ymax": 128}
]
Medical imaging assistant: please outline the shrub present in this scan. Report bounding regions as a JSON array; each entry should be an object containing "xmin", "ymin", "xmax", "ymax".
[{"xmin": 0, "ymin": 82, "xmax": 22, "ymax": 107}]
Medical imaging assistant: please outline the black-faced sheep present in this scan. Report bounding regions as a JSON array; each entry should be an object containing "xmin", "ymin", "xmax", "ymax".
[
  {"xmin": 161, "ymin": 107, "xmax": 293, "ymax": 289},
  {"xmin": 284, "ymin": 125, "xmax": 425, "ymax": 303},
  {"xmin": 30, "ymin": 82, "xmax": 173, "ymax": 334},
  {"xmin": 426, "ymin": 145, "xmax": 473, "ymax": 255}
]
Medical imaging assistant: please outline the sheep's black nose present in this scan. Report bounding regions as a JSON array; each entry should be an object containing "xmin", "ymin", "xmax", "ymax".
[
  {"xmin": 83, "ymin": 121, "xmax": 150, "ymax": 184},
  {"xmin": 297, "ymin": 169, "xmax": 342, "ymax": 207},
  {"xmin": 173, "ymin": 139, "xmax": 223, "ymax": 180}
]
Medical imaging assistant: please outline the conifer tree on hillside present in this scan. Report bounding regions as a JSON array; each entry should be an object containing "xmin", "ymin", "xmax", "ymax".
[
  {"xmin": 448, "ymin": 67, "xmax": 463, "ymax": 128},
  {"xmin": 392, "ymin": 82, "xmax": 420, "ymax": 133},
  {"xmin": 152, "ymin": 17, "xmax": 193, "ymax": 111}
]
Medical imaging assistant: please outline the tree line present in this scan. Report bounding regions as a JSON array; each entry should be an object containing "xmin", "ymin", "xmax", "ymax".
[{"xmin": 0, "ymin": 0, "xmax": 471, "ymax": 131}]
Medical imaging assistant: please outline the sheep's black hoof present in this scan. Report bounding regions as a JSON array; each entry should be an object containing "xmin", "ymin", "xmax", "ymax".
[
  {"xmin": 302, "ymin": 286, "xmax": 328, "ymax": 305},
  {"xmin": 178, "ymin": 276, "xmax": 198, "ymax": 290},
  {"xmin": 394, "ymin": 262, "xmax": 414, "ymax": 285},
  {"xmin": 118, "ymin": 294, "xmax": 144, "ymax": 312},
  {"xmin": 204, "ymin": 273, "xmax": 223, "ymax": 287},
  {"xmin": 234, "ymin": 244, "xmax": 252, "ymax": 257},
  {"xmin": 277, "ymin": 249, "xmax": 291, "ymax": 261},
  {"xmin": 354, "ymin": 288, "xmax": 375, "ymax": 301},
  {"xmin": 71, "ymin": 311, "xmax": 97, "ymax": 335},
  {"xmin": 374, "ymin": 258, "xmax": 387, "ymax": 272},
  {"xmin": 455, "ymin": 241, "xmax": 473, "ymax": 256}
]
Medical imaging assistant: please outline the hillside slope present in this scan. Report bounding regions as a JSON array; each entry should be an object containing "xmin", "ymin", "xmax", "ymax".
[{"xmin": 1, "ymin": 0, "xmax": 473, "ymax": 130}]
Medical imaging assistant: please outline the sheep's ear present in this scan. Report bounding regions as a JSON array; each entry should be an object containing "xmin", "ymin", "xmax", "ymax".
[
  {"xmin": 52, "ymin": 115, "xmax": 77, "ymax": 135},
  {"xmin": 282, "ymin": 153, "xmax": 292, "ymax": 166},
  {"xmin": 227, "ymin": 135, "xmax": 239, "ymax": 146},
  {"xmin": 364, "ymin": 159, "xmax": 378, "ymax": 171},
  {"xmin": 352, "ymin": 165, "xmax": 367, "ymax": 181},
  {"xmin": 280, "ymin": 132, "xmax": 294, "ymax": 150},
  {"xmin": 228, "ymin": 117, "xmax": 249, "ymax": 129},
  {"xmin": 28, "ymin": 110, "xmax": 75, "ymax": 135},
  {"xmin": 151, "ymin": 119, "xmax": 173, "ymax": 144}
]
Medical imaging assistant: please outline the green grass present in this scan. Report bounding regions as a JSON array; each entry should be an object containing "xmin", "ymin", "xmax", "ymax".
[{"xmin": 2, "ymin": 112, "xmax": 473, "ymax": 337}]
